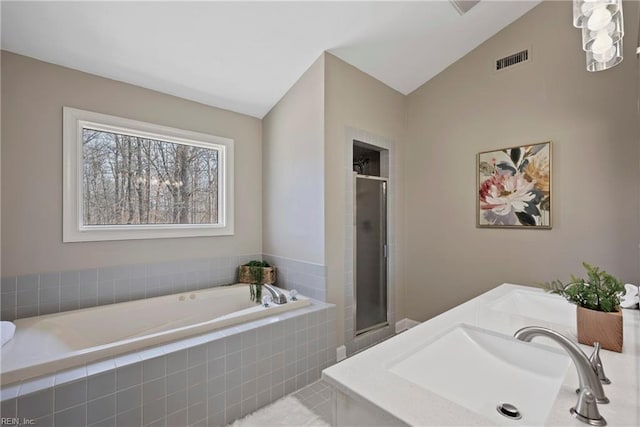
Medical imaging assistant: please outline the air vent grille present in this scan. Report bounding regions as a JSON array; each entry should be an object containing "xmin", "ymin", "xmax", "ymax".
[{"xmin": 496, "ymin": 49, "xmax": 529, "ymax": 71}]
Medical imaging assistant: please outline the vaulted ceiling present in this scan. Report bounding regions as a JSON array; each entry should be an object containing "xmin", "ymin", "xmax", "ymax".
[{"xmin": 1, "ymin": 1, "xmax": 540, "ymax": 118}]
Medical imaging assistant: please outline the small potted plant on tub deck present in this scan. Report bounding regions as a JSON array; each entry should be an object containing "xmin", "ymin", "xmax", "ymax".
[
  {"xmin": 238, "ymin": 260, "xmax": 276, "ymax": 303},
  {"xmin": 544, "ymin": 262, "xmax": 625, "ymax": 352}
]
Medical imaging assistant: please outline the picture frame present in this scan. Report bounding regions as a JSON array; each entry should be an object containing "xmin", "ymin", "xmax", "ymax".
[{"xmin": 477, "ymin": 141, "xmax": 551, "ymax": 229}]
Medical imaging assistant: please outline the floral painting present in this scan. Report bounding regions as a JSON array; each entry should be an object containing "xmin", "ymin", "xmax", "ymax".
[{"xmin": 478, "ymin": 142, "xmax": 551, "ymax": 228}]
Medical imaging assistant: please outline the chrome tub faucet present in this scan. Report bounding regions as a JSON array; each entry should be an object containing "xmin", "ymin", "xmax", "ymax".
[{"xmin": 262, "ymin": 284, "xmax": 288, "ymax": 305}]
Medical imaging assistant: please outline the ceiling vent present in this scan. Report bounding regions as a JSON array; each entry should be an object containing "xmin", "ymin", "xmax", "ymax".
[
  {"xmin": 495, "ymin": 49, "xmax": 530, "ymax": 72},
  {"xmin": 450, "ymin": 0, "xmax": 480, "ymax": 15}
]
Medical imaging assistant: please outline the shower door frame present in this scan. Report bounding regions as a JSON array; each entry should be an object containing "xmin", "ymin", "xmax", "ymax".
[{"xmin": 353, "ymin": 174, "xmax": 389, "ymax": 336}]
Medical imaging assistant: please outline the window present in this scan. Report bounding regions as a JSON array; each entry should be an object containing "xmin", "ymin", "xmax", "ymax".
[{"xmin": 63, "ymin": 107, "xmax": 234, "ymax": 242}]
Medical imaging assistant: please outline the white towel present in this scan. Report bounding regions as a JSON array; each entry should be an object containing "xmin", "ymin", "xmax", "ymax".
[
  {"xmin": 620, "ymin": 283, "xmax": 639, "ymax": 309},
  {"xmin": 1, "ymin": 321, "xmax": 16, "ymax": 346}
]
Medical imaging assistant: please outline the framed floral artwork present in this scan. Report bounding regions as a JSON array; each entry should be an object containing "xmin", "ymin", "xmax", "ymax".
[{"xmin": 477, "ymin": 141, "xmax": 551, "ymax": 228}]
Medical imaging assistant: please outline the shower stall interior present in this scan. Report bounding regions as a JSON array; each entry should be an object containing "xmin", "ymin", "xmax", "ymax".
[{"xmin": 353, "ymin": 143, "xmax": 388, "ymax": 336}]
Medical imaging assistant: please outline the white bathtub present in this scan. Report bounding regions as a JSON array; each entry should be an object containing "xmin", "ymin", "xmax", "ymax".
[{"xmin": 0, "ymin": 284, "xmax": 309, "ymax": 385}]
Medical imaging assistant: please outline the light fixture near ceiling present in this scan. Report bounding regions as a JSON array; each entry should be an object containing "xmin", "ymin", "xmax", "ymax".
[
  {"xmin": 450, "ymin": 1, "xmax": 481, "ymax": 16},
  {"xmin": 572, "ymin": 0, "xmax": 624, "ymax": 72}
]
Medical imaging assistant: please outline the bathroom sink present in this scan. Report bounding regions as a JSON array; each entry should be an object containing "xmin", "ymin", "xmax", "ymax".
[
  {"xmin": 388, "ymin": 324, "xmax": 570, "ymax": 425},
  {"xmin": 490, "ymin": 289, "xmax": 575, "ymax": 327}
]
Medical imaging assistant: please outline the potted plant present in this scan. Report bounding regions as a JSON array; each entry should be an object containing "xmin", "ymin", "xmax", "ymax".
[
  {"xmin": 544, "ymin": 262, "xmax": 625, "ymax": 352},
  {"xmin": 238, "ymin": 260, "xmax": 276, "ymax": 303}
]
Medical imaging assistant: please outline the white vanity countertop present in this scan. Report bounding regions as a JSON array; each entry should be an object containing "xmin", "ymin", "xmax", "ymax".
[{"xmin": 322, "ymin": 284, "xmax": 640, "ymax": 426}]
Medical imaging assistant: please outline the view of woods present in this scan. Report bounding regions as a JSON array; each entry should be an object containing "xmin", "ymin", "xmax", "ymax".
[{"xmin": 82, "ymin": 128, "xmax": 220, "ymax": 226}]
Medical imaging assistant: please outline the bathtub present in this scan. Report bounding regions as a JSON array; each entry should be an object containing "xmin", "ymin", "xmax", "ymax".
[{"xmin": 0, "ymin": 284, "xmax": 309, "ymax": 385}]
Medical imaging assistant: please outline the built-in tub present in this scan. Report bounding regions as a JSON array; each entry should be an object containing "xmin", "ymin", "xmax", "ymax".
[{"xmin": 1, "ymin": 284, "xmax": 309, "ymax": 385}]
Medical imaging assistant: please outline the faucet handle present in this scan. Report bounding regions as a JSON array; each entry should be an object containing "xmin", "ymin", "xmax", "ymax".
[
  {"xmin": 289, "ymin": 289, "xmax": 298, "ymax": 301},
  {"xmin": 571, "ymin": 387, "xmax": 607, "ymax": 426},
  {"xmin": 262, "ymin": 295, "xmax": 272, "ymax": 307},
  {"xmin": 589, "ymin": 342, "xmax": 611, "ymax": 385}
]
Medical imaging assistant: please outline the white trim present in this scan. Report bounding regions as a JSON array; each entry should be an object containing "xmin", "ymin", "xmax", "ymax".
[
  {"xmin": 395, "ymin": 318, "xmax": 420, "ymax": 334},
  {"xmin": 63, "ymin": 107, "xmax": 234, "ymax": 242}
]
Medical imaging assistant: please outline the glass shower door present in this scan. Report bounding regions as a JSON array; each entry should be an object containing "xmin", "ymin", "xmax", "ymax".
[{"xmin": 355, "ymin": 176, "xmax": 388, "ymax": 335}]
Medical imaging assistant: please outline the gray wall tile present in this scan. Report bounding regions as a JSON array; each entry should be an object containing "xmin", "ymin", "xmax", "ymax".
[
  {"xmin": 166, "ymin": 390, "xmax": 187, "ymax": 416},
  {"xmin": 187, "ymin": 364, "xmax": 206, "ymax": 387},
  {"xmin": 116, "ymin": 364, "xmax": 141, "ymax": 391},
  {"xmin": 1, "ymin": 292, "xmax": 16, "ymax": 310},
  {"xmin": 1, "ymin": 277, "xmax": 17, "ymax": 293},
  {"xmin": 18, "ymin": 389, "xmax": 53, "ymax": 419},
  {"xmin": 33, "ymin": 415, "xmax": 54, "ymax": 427},
  {"xmin": 116, "ymin": 385, "xmax": 141, "ymax": 414},
  {"xmin": 17, "ymin": 289, "xmax": 38, "ymax": 307},
  {"xmin": 17, "ymin": 275, "xmax": 38, "ymax": 292},
  {"xmin": 55, "ymin": 379, "xmax": 86, "ymax": 411},
  {"xmin": 187, "ymin": 382, "xmax": 206, "ymax": 406},
  {"xmin": 1, "ymin": 398, "xmax": 17, "ymax": 418},
  {"xmin": 142, "ymin": 357, "xmax": 166, "ymax": 383},
  {"xmin": 187, "ymin": 345, "xmax": 206, "ymax": 367},
  {"xmin": 167, "ymin": 350, "xmax": 188, "ymax": 375},
  {"xmin": 90, "ymin": 416, "xmax": 116, "ymax": 427},
  {"xmin": 142, "ymin": 378, "xmax": 166, "ymax": 404},
  {"xmin": 116, "ymin": 407, "xmax": 141, "ymax": 427},
  {"xmin": 166, "ymin": 408, "xmax": 187, "ymax": 426},
  {"xmin": 88, "ymin": 372, "xmax": 116, "ymax": 401},
  {"xmin": 142, "ymin": 397, "xmax": 165, "ymax": 425},
  {"xmin": 187, "ymin": 401, "xmax": 206, "ymax": 424},
  {"xmin": 16, "ymin": 304, "xmax": 37, "ymax": 319},
  {"xmin": 87, "ymin": 394, "xmax": 116, "ymax": 425},
  {"xmin": 206, "ymin": 378, "xmax": 225, "ymax": 403},
  {"xmin": 207, "ymin": 392, "xmax": 225, "ymax": 415},
  {"xmin": 166, "ymin": 371, "xmax": 187, "ymax": 395},
  {"xmin": 54, "ymin": 403, "xmax": 86, "ymax": 427}
]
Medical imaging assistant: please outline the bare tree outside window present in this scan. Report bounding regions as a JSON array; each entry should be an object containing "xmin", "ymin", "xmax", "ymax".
[{"xmin": 82, "ymin": 128, "xmax": 219, "ymax": 226}]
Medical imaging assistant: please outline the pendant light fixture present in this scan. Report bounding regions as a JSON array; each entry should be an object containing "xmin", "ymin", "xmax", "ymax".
[{"xmin": 573, "ymin": 0, "xmax": 624, "ymax": 71}]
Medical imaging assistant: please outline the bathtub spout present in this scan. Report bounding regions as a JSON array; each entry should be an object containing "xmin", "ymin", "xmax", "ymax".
[{"xmin": 262, "ymin": 284, "xmax": 287, "ymax": 304}]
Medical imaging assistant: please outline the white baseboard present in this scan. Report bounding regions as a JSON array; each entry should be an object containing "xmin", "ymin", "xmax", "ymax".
[
  {"xmin": 395, "ymin": 318, "xmax": 420, "ymax": 334},
  {"xmin": 336, "ymin": 345, "xmax": 347, "ymax": 362}
]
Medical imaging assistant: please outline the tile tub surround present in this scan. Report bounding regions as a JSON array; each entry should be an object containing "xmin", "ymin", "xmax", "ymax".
[
  {"xmin": 1, "ymin": 302, "xmax": 337, "ymax": 427},
  {"xmin": 323, "ymin": 284, "xmax": 640, "ymax": 426},
  {"xmin": 262, "ymin": 254, "xmax": 327, "ymax": 302},
  {"xmin": 0, "ymin": 254, "xmax": 261, "ymax": 321}
]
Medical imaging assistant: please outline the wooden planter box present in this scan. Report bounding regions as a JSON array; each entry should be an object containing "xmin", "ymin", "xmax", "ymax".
[
  {"xmin": 238, "ymin": 266, "xmax": 276, "ymax": 285},
  {"xmin": 577, "ymin": 305, "xmax": 623, "ymax": 352}
]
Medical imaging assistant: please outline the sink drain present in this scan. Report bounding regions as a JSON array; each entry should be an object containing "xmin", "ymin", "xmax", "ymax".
[{"xmin": 496, "ymin": 403, "xmax": 522, "ymax": 420}]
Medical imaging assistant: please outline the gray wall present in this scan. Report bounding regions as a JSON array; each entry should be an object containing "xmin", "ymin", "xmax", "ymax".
[
  {"xmin": 1, "ymin": 51, "xmax": 263, "ymax": 277},
  {"xmin": 262, "ymin": 55, "xmax": 325, "ymax": 265},
  {"xmin": 403, "ymin": 1, "xmax": 640, "ymax": 321}
]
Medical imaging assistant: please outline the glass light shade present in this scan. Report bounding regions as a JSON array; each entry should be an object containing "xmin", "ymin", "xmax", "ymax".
[
  {"xmin": 573, "ymin": 0, "xmax": 621, "ymax": 28},
  {"xmin": 587, "ymin": 6, "xmax": 612, "ymax": 31},
  {"xmin": 591, "ymin": 32, "xmax": 614, "ymax": 54},
  {"xmin": 586, "ymin": 39, "xmax": 623, "ymax": 72},
  {"xmin": 581, "ymin": 11, "xmax": 623, "ymax": 51}
]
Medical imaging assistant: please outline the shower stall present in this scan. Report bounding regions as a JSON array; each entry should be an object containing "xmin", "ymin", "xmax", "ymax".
[{"xmin": 353, "ymin": 143, "xmax": 388, "ymax": 336}]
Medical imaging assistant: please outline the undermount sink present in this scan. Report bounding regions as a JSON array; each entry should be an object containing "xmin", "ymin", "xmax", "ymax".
[
  {"xmin": 388, "ymin": 324, "xmax": 571, "ymax": 425},
  {"xmin": 490, "ymin": 289, "xmax": 575, "ymax": 327}
]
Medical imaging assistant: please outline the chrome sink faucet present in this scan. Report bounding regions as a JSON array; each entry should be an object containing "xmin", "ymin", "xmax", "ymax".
[
  {"xmin": 514, "ymin": 326, "xmax": 608, "ymax": 426},
  {"xmin": 262, "ymin": 284, "xmax": 287, "ymax": 305}
]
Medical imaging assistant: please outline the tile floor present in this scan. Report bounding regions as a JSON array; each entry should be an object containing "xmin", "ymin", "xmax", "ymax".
[{"xmin": 290, "ymin": 380, "xmax": 333, "ymax": 424}]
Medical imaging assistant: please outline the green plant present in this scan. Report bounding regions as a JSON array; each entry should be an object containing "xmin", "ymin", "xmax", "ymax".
[
  {"xmin": 245, "ymin": 260, "xmax": 271, "ymax": 303},
  {"xmin": 543, "ymin": 262, "xmax": 624, "ymax": 313}
]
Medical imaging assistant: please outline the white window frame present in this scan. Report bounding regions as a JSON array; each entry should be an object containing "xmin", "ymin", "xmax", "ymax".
[{"xmin": 63, "ymin": 107, "xmax": 234, "ymax": 242}]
